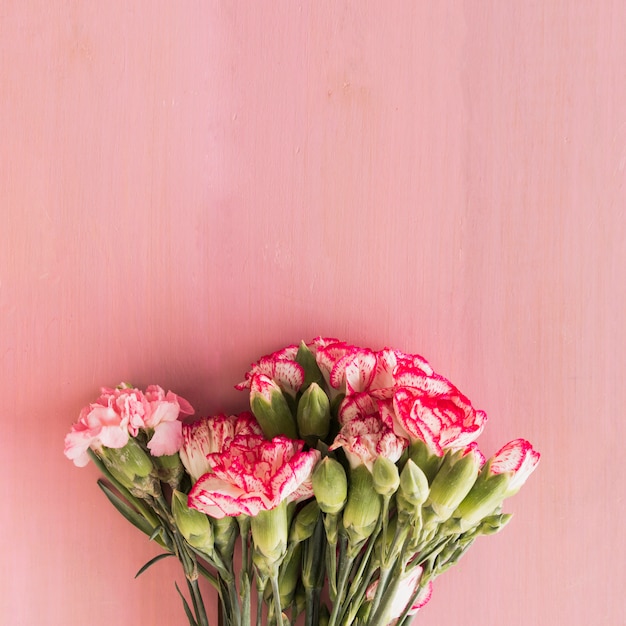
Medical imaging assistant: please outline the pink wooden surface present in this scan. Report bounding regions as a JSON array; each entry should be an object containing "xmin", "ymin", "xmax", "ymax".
[{"xmin": 1, "ymin": 2, "xmax": 625, "ymax": 624}]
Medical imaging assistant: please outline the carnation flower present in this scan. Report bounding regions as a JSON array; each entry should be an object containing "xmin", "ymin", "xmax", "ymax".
[
  {"xmin": 366, "ymin": 565, "xmax": 433, "ymax": 623},
  {"xmin": 388, "ymin": 376, "xmax": 487, "ymax": 456},
  {"xmin": 490, "ymin": 437, "xmax": 541, "ymax": 497},
  {"xmin": 64, "ymin": 384, "xmax": 194, "ymax": 467},
  {"xmin": 235, "ymin": 344, "xmax": 304, "ymax": 397},
  {"xmin": 180, "ymin": 412, "xmax": 262, "ymax": 483},
  {"xmin": 188, "ymin": 431, "xmax": 321, "ymax": 518},
  {"xmin": 330, "ymin": 415, "xmax": 407, "ymax": 471}
]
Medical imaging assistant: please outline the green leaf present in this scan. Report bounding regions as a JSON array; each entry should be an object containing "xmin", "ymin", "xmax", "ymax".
[
  {"xmin": 175, "ymin": 582, "xmax": 199, "ymax": 626},
  {"xmin": 134, "ymin": 552, "xmax": 174, "ymax": 578},
  {"xmin": 97, "ymin": 480, "xmax": 156, "ymax": 537},
  {"xmin": 88, "ymin": 449, "xmax": 160, "ymax": 527}
]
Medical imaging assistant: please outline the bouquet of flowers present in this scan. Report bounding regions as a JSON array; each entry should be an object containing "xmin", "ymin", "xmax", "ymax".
[{"xmin": 64, "ymin": 338, "xmax": 539, "ymax": 626}]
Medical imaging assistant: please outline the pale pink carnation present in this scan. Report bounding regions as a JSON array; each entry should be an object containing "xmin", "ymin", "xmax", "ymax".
[
  {"xmin": 188, "ymin": 432, "xmax": 321, "ymax": 518},
  {"xmin": 64, "ymin": 384, "xmax": 194, "ymax": 467},
  {"xmin": 142, "ymin": 385, "xmax": 195, "ymax": 456},
  {"xmin": 64, "ymin": 386, "xmax": 148, "ymax": 467}
]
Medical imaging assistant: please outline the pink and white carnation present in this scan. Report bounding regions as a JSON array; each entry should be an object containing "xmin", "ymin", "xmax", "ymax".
[
  {"xmin": 64, "ymin": 384, "xmax": 194, "ymax": 467},
  {"xmin": 368, "ymin": 348, "xmax": 434, "ymax": 391},
  {"xmin": 489, "ymin": 438, "xmax": 540, "ymax": 496},
  {"xmin": 384, "ymin": 375, "xmax": 487, "ymax": 456},
  {"xmin": 180, "ymin": 412, "xmax": 262, "ymax": 482},
  {"xmin": 188, "ymin": 430, "xmax": 321, "ymax": 518},
  {"xmin": 337, "ymin": 391, "xmax": 380, "ymax": 424},
  {"xmin": 236, "ymin": 344, "xmax": 304, "ymax": 397},
  {"xmin": 312, "ymin": 339, "xmax": 376, "ymax": 396},
  {"xmin": 366, "ymin": 564, "xmax": 433, "ymax": 623},
  {"xmin": 330, "ymin": 414, "xmax": 408, "ymax": 471}
]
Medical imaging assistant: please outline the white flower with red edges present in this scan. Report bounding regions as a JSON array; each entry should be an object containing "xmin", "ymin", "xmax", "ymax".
[
  {"xmin": 385, "ymin": 374, "xmax": 487, "ymax": 456},
  {"xmin": 330, "ymin": 414, "xmax": 408, "ymax": 471},
  {"xmin": 180, "ymin": 412, "xmax": 262, "ymax": 482},
  {"xmin": 366, "ymin": 564, "xmax": 433, "ymax": 623},
  {"xmin": 489, "ymin": 438, "xmax": 541, "ymax": 497},
  {"xmin": 188, "ymin": 430, "xmax": 321, "ymax": 518},
  {"xmin": 235, "ymin": 344, "xmax": 304, "ymax": 397}
]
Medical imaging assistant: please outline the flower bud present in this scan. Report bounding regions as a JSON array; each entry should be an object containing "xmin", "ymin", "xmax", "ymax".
[
  {"xmin": 296, "ymin": 383, "xmax": 331, "ymax": 443},
  {"xmin": 396, "ymin": 459, "xmax": 429, "ymax": 517},
  {"xmin": 278, "ymin": 543, "xmax": 302, "ymax": 606},
  {"xmin": 295, "ymin": 341, "xmax": 324, "ymax": 390},
  {"xmin": 475, "ymin": 512, "xmax": 513, "ymax": 536},
  {"xmin": 290, "ymin": 500, "xmax": 321, "ymax": 544},
  {"xmin": 99, "ymin": 438, "xmax": 160, "ymax": 497},
  {"xmin": 153, "ymin": 453, "xmax": 184, "ymax": 489},
  {"xmin": 251, "ymin": 501, "xmax": 289, "ymax": 571},
  {"xmin": 213, "ymin": 515, "xmax": 238, "ymax": 560},
  {"xmin": 250, "ymin": 374, "xmax": 298, "ymax": 439},
  {"xmin": 408, "ymin": 439, "xmax": 443, "ymax": 483},
  {"xmin": 372, "ymin": 456, "xmax": 400, "ymax": 497},
  {"xmin": 312, "ymin": 457, "xmax": 348, "ymax": 514},
  {"xmin": 426, "ymin": 447, "xmax": 482, "ymax": 521},
  {"xmin": 171, "ymin": 490, "xmax": 214, "ymax": 554},
  {"xmin": 452, "ymin": 465, "xmax": 510, "ymax": 531},
  {"xmin": 342, "ymin": 465, "xmax": 381, "ymax": 547}
]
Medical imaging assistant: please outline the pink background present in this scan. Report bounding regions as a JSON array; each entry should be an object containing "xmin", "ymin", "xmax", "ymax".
[{"xmin": 1, "ymin": 2, "xmax": 624, "ymax": 625}]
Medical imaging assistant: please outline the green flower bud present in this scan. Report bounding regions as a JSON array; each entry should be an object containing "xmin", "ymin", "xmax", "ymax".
[
  {"xmin": 397, "ymin": 459, "xmax": 429, "ymax": 516},
  {"xmin": 213, "ymin": 515, "xmax": 238, "ymax": 560},
  {"xmin": 250, "ymin": 375, "xmax": 298, "ymax": 439},
  {"xmin": 452, "ymin": 463, "xmax": 510, "ymax": 531},
  {"xmin": 426, "ymin": 448, "xmax": 481, "ymax": 521},
  {"xmin": 100, "ymin": 439, "xmax": 160, "ymax": 497},
  {"xmin": 251, "ymin": 501, "xmax": 289, "ymax": 572},
  {"xmin": 475, "ymin": 512, "xmax": 513, "ymax": 536},
  {"xmin": 342, "ymin": 465, "xmax": 382, "ymax": 547},
  {"xmin": 372, "ymin": 456, "xmax": 400, "ymax": 497},
  {"xmin": 278, "ymin": 543, "xmax": 302, "ymax": 606},
  {"xmin": 408, "ymin": 439, "xmax": 443, "ymax": 483},
  {"xmin": 312, "ymin": 457, "xmax": 348, "ymax": 514},
  {"xmin": 171, "ymin": 490, "xmax": 214, "ymax": 554},
  {"xmin": 296, "ymin": 383, "xmax": 331, "ymax": 443},
  {"xmin": 295, "ymin": 341, "xmax": 324, "ymax": 390},
  {"xmin": 290, "ymin": 500, "xmax": 321, "ymax": 544},
  {"xmin": 153, "ymin": 453, "xmax": 184, "ymax": 489}
]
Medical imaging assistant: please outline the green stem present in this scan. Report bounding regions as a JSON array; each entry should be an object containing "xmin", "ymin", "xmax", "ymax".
[
  {"xmin": 322, "ymin": 513, "xmax": 339, "ymax": 600},
  {"xmin": 256, "ymin": 583, "xmax": 265, "ymax": 626},
  {"xmin": 238, "ymin": 517, "xmax": 251, "ymax": 626},
  {"xmin": 188, "ymin": 577, "xmax": 210, "ymax": 626},
  {"xmin": 270, "ymin": 572, "xmax": 285, "ymax": 626},
  {"xmin": 327, "ymin": 536, "xmax": 355, "ymax": 626},
  {"xmin": 367, "ymin": 564, "xmax": 392, "ymax": 621}
]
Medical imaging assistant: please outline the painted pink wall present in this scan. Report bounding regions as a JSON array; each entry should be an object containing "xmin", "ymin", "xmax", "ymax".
[{"xmin": 1, "ymin": 2, "xmax": 624, "ymax": 624}]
